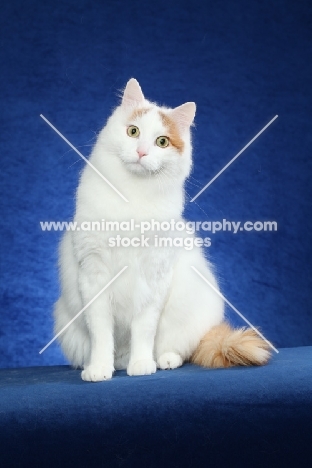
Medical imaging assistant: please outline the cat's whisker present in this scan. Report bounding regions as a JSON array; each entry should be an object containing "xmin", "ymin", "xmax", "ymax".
[
  {"xmin": 156, "ymin": 170, "xmax": 167, "ymax": 198},
  {"xmin": 187, "ymin": 174, "xmax": 202, "ymax": 184},
  {"xmin": 68, "ymin": 159, "xmax": 84, "ymax": 169},
  {"xmin": 184, "ymin": 190, "xmax": 211, "ymax": 218},
  {"xmin": 156, "ymin": 168, "xmax": 173, "ymax": 196},
  {"xmin": 185, "ymin": 179, "xmax": 202, "ymax": 188},
  {"xmin": 76, "ymin": 144, "xmax": 95, "ymax": 149},
  {"xmin": 154, "ymin": 169, "xmax": 167, "ymax": 198}
]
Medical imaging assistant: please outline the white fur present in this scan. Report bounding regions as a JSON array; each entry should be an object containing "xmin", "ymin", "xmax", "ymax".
[{"xmin": 54, "ymin": 79, "xmax": 224, "ymax": 381}]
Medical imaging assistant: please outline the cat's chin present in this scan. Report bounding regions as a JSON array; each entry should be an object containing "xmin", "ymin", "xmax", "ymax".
[{"xmin": 123, "ymin": 161, "xmax": 161, "ymax": 176}]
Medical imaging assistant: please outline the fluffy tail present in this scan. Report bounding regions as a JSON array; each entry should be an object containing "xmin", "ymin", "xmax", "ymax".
[{"xmin": 191, "ymin": 322, "xmax": 271, "ymax": 368}]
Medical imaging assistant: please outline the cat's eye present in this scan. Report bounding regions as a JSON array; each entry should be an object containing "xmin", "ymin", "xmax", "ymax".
[
  {"xmin": 127, "ymin": 125, "xmax": 140, "ymax": 138},
  {"xmin": 156, "ymin": 136, "xmax": 169, "ymax": 148}
]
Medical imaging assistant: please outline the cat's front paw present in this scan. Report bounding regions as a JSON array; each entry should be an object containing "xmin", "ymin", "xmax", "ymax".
[
  {"xmin": 81, "ymin": 364, "xmax": 114, "ymax": 382},
  {"xmin": 157, "ymin": 352, "xmax": 183, "ymax": 370},
  {"xmin": 127, "ymin": 359, "xmax": 157, "ymax": 376}
]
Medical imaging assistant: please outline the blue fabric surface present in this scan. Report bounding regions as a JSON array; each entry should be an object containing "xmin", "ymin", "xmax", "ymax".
[
  {"xmin": 1, "ymin": 0, "xmax": 312, "ymax": 368},
  {"xmin": 0, "ymin": 347, "xmax": 311, "ymax": 467}
]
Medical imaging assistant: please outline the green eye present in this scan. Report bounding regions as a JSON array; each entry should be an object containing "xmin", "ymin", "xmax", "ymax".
[
  {"xmin": 156, "ymin": 136, "xmax": 169, "ymax": 148},
  {"xmin": 127, "ymin": 125, "xmax": 140, "ymax": 138}
]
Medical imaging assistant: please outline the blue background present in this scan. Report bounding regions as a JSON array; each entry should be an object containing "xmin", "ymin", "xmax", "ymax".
[{"xmin": 1, "ymin": 0, "xmax": 311, "ymax": 368}]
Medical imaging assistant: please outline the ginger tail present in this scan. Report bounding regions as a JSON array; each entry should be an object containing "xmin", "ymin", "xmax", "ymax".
[{"xmin": 191, "ymin": 322, "xmax": 271, "ymax": 368}]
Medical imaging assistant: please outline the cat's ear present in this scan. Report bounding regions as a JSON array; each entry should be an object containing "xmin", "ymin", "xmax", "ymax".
[
  {"xmin": 170, "ymin": 102, "xmax": 196, "ymax": 131},
  {"xmin": 122, "ymin": 79, "xmax": 145, "ymax": 108}
]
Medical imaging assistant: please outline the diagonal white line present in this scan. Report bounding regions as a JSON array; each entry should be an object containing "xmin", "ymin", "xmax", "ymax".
[
  {"xmin": 190, "ymin": 115, "xmax": 278, "ymax": 202},
  {"xmin": 40, "ymin": 114, "xmax": 129, "ymax": 203},
  {"xmin": 191, "ymin": 266, "xmax": 279, "ymax": 353},
  {"xmin": 39, "ymin": 266, "xmax": 128, "ymax": 354}
]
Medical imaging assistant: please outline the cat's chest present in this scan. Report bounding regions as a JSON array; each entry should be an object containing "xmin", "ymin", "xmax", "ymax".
[{"xmin": 107, "ymin": 243, "xmax": 176, "ymax": 312}]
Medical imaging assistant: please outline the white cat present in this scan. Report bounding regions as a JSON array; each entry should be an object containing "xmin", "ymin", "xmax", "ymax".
[{"xmin": 54, "ymin": 79, "xmax": 270, "ymax": 381}]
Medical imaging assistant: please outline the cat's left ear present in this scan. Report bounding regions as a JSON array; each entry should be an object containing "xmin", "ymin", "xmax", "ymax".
[
  {"xmin": 170, "ymin": 102, "xmax": 196, "ymax": 131},
  {"xmin": 122, "ymin": 78, "xmax": 145, "ymax": 108}
]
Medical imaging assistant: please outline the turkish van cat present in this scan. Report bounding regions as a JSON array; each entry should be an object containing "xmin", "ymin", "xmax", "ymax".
[{"xmin": 54, "ymin": 79, "xmax": 271, "ymax": 381}]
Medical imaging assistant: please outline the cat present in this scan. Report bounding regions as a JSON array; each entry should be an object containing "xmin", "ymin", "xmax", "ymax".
[{"xmin": 54, "ymin": 78, "xmax": 271, "ymax": 381}]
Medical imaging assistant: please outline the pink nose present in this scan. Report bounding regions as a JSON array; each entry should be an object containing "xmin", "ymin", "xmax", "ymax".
[{"xmin": 137, "ymin": 149, "xmax": 148, "ymax": 158}]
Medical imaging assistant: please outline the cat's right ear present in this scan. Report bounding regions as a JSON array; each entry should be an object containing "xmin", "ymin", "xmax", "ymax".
[{"xmin": 122, "ymin": 79, "xmax": 145, "ymax": 108}]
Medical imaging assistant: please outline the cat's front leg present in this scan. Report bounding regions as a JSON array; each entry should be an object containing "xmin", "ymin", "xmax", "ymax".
[
  {"xmin": 127, "ymin": 306, "xmax": 159, "ymax": 376},
  {"xmin": 78, "ymin": 254, "xmax": 115, "ymax": 382}
]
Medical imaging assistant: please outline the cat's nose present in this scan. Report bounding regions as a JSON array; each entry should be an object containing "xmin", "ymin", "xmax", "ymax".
[{"xmin": 137, "ymin": 148, "xmax": 148, "ymax": 158}]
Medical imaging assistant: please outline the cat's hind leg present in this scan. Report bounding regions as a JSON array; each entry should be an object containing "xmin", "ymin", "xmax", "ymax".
[
  {"xmin": 54, "ymin": 296, "xmax": 91, "ymax": 368},
  {"xmin": 157, "ymin": 352, "xmax": 183, "ymax": 370},
  {"xmin": 155, "ymin": 252, "xmax": 224, "ymax": 371}
]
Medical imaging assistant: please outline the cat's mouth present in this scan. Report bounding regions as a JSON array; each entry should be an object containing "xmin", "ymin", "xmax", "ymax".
[{"xmin": 124, "ymin": 160, "xmax": 162, "ymax": 176}]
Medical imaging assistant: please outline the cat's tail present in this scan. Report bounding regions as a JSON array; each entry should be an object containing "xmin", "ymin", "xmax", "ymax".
[{"xmin": 191, "ymin": 322, "xmax": 271, "ymax": 368}]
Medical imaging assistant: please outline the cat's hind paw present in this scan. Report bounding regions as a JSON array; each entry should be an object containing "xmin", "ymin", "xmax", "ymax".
[
  {"xmin": 157, "ymin": 352, "xmax": 183, "ymax": 370},
  {"xmin": 127, "ymin": 359, "xmax": 157, "ymax": 376},
  {"xmin": 81, "ymin": 364, "xmax": 114, "ymax": 382}
]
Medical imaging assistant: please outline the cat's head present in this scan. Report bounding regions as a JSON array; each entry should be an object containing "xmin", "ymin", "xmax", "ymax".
[{"xmin": 105, "ymin": 79, "xmax": 196, "ymax": 180}]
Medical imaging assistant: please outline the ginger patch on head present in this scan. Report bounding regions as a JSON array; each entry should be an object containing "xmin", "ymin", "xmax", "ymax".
[
  {"xmin": 159, "ymin": 112, "xmax": 184, "ymax": 154},
  {"xmin": 129, "ymin": 107, "xmax": 152, "ymax": 121}
]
